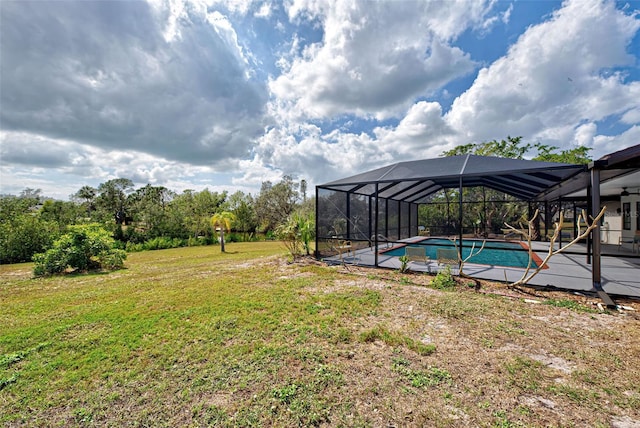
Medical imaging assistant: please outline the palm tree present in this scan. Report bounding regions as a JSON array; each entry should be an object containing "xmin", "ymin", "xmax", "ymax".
[
  {"xmin": 74, "ymin": 185, "xmax": 97, "ymax": 216},
  {"xmin": 211, "ymin": 211, "xmax": 235, "ymax": 252}
]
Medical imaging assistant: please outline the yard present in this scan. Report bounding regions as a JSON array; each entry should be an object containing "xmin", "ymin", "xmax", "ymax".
[{"xmin": 1, "ymin": 242, "xmax": 639, "ymax": 427}]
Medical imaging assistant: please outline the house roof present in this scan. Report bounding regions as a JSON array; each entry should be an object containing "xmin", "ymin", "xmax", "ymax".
[
  {"xmin": 538, "ymin": 144, "xmax": 640, "ymax": 200},
  {"xmin": 318, "ymin": 154, "xmax": 586, "ymax": 203}
]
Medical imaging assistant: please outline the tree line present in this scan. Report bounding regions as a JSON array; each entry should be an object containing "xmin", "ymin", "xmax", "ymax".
[
  {"xmin": 1, "ymin": 175, "xmax": 313, "ymax": 264},
  {"xmin": 418, "ymin": 137, "xmax": 591, "ymax": 238},
  {"xmin": 1, "ymin": 137, "xmax": 591, "ymax": 265}
]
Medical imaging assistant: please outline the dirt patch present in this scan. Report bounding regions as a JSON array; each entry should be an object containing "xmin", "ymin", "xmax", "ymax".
[{"xmin": 294, "ymin": 259, "xmax": 640, "ymax": 426}]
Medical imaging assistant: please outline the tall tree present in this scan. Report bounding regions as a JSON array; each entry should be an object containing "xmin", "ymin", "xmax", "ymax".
[
  {"xmin": 72, "ymin": 185, "xmax": 97, "ymax": 216},
  {"xmin": 0, "ymin": 195, "xmax": 59, "ymax": 263},
  {"xmin": 300, "ymin": 179, "xmax": 308, "ymax": 203},
  {"xmin": 226, "ymin": 191, "xmax": 257, "ymax": 240},
  {"xmin": 39, "ymin": 200, "xmax": 83, "ymax": 232},
  {"xmin": 442, "ymin": 136, "xmax": 530, "ymax": 159},
  {"xmin": 532, "ymin": 143, "xmax": 591, "ymax": 164},
  {"xmin": 96, "ymin": 178, "xmax": 134, "ymax": 224},
  {"xmin": 128, "ymin": 185, "xmax": 175, "ymax": 238},
  {"xmin": 19, "ymin": 188, "xmax": 43, "ymax": 201},
  {"xmin": 254, "ymin": 175, "xmax": 300, "ymax": 233}
]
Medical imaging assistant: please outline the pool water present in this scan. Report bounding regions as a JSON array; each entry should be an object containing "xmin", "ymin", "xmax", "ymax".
[{"xmin": 382, "ymin": 238, "xmax": 538, "ymax": 269}]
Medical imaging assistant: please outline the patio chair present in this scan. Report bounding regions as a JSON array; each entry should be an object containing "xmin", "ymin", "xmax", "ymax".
[
  {"xmin": 336, "ymin": 239, "xmax": 354, "ymax": 263},
  {"xmin": 436, "ymin": 248, "xmax": 459, "ymax": 273},
  {"xmin": 405, "ymin": 246, "xmax": 431, "ymax": 272},
  {"xmin": 618, "ymin": 232, "xmax": 640, "ymax": 253}
]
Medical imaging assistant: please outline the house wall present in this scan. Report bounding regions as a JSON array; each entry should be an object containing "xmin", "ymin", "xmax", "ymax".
[
  {"xmin": 619, "ymin": 189, "xmax": 640, "ymax": 249},
  {"xmin": 601, "ymin": 201, "xmax": 621, "ymax": 245}
]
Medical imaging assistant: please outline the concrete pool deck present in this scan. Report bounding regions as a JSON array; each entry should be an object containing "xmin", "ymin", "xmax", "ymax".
[{"xmin": 325, "ymin": 239, "xmax": 640, "ymax": 300}]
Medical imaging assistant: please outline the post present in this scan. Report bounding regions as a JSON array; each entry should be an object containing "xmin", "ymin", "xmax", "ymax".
[
  {"xmin": 586, "ymin": 184, "xmax": 592, "ymax": 264},
  {"xmin": 482, "ymin": 186, "xmax": 487, "ymax": 236},
  {"xmin": 573, "ymin": 202, "xmax": 578, "ymax": 242},
  {"xmin": 458, "ymin": 176, "xmax": 463, "ymax": 264},
  {"xmin": 374, "ymin": 183, "xmax": 379, "ymax": 267},
  {"xmin": 590, "ymin": 168, "xmax": 615, "ymax": 308},
  {"xmin": 346, "ymin": 191, "xmax": 351, "ymax": 239},
  {"xmin": 591, "ymin": 170, "xmax": 601, "ymax": 285},
  {"xmin": 315, "ymin": 187, "xmax": 319, "ymax": 258}
]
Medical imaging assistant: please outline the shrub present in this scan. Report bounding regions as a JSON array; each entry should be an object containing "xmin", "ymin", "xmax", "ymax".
[
  {"xmin": 33, "ymin": 224, "xmax": 126, "ymax": 276},
  {"xmin": 124, "ymin": 237, "xmax": 189, "ymax": 253},
  {"xmin": 0, "ymin": 215, "xmax": 59, "ymax": 264},
  {"xmin": 398, "ymin": 255, "xmax": 410, "ymax": 273},
  {"xmin": 276, "ymin": 211, "xmax": 315, "ymax": 258},
  {"xmin": 431, "ymin": 265, "xmax": 457, "ymax": 289},
  {"xmin": 143, "ymin": 237, "xmax": 185, "ymax": 250},
  {"xmin": 125, "ymin": 241, "xmax": 145, "ymax": 252},
  {"xmin": 187, "ymin": 236, "xmax": 211, "ymax": 247}
]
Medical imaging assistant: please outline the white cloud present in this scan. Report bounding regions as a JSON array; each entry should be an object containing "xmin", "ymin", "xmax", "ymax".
[
  {"xmin": 270, "ymin": 0, "xmax": 497, "ymax": 120},
  {"xmin": 1, "ymin": 0, "xmax": 638, "ymax": 200},
  {"xmin": 445, "ymin": 0, "xmax": 640, "ymax": 149},
  {"xmin": 254, "ymin": 2, "xmax": 273, "ymax": 18},
  {"xmin": 255, "ymin": 0, "xmax": 640, "ymax": 188},
  {"xmin": 592, "ymin": 125, "xmax": 640, "ymax": 158},
  {"xmin": 501, "ymin": 3, "xmax": 513, "ymax": 25},
  {"xmin": 373, "ymin": 102, "xmax": 454, "ymax": 157},
  {"xmin": 0, "ymin": 129, "xmax": 245, "ymax": 199},
  {"xmin": 573, "ymin": 123, "xmax": 597, "ymax": 147},
  {"xmin": 621, "ymin": 107, "xmax": 640, "ymax": 125},
  {"xmin": 244, "ymin": 101, "xmax": 456, "ymax": 189}
]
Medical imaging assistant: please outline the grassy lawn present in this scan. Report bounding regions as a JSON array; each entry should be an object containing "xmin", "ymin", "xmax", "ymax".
[{"xmin": 1, "ymin": 241, "xmax": 639, "ymax": 427}]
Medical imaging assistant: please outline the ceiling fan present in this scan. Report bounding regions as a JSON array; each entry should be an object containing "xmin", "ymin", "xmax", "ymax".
[{"xmin": 620, "ymin": 187, "xmax": 640, "ymax": 196}]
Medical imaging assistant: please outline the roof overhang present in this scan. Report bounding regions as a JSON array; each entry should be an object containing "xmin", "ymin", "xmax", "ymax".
[{"xmin": 536, "ymin": 144, "xmax": 640, "ymax": 200}]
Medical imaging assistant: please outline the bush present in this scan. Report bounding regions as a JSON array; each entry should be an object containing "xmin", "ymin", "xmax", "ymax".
[
  {"xmin": 187, "ymin": 236, "xmax": 211, "ymax": 247},
  {"xmin": 431, "ymin": 265, "xmax": 457, "ymax": 290},
  {"xmin": 124, "ymin": 236, "xmax": 189, "ymax": 253},
  {"xmin": 0, "ymin": 216, "xmax": 59, "ymax": 264},
  {"xmin": 125, "ymin": 241, "xmax": 145, "ymax": 252},
  {"xmin": 33, "ymin": 224, "xmax": 126, "ymax": 276},
  {"xmin": 398, "ymin": 255, "xmax": 410, "ymax": 273}
]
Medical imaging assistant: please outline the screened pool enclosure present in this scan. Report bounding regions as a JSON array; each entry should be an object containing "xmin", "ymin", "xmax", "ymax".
[
  {"xmin": 315, "ymin": 154, "xmax": 587, "ymax": 264},
  {"xmin": 315, "ymin": 146, "xmax": 640, "ymax": 305}
]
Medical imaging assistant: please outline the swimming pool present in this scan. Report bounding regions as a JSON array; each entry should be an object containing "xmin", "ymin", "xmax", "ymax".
[{"xmin": 381, "ymin": 238, "xmax": 539, "ymax": 269}]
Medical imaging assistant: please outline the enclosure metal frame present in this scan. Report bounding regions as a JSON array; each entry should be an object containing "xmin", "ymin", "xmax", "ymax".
[{"xmin": 315, "ymin": 148, "xmax": 640, "ymax": 304}]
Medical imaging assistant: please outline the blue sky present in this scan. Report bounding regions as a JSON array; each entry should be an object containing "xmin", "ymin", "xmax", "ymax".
[{"xmin": 1, "ymin": 0, "xmax": 639, "ymax": 200}]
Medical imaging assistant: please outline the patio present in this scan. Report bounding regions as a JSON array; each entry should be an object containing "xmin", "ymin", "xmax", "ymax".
[{"xmin": 323, "ymin": 238, "xmax": 640, "ymax": 299}]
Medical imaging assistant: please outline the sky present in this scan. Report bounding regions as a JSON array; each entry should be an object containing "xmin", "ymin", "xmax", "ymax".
[{"xmin": 1, "ymin": 0, "xmax": 639, "ymax": 200}]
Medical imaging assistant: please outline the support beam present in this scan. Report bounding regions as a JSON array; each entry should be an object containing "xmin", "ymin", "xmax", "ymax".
[
  {"xmin": 586, "ymin": 184, "xmax": 592, "ymax": 265},
  {"xmin": 314, "ymin": 187, "xmax": 319, "ymax": 258},
  {"xmin": 458, "ymin": 176, "xmax": 463, "ymax": 264},
  {"xmin": 590, "ymin": 168, "xmax": 616, "ymax": 308},
  {"xmin": 346, "ymin": 191, "xmax": 351, "ymax": 239},
  {"xmin": 374, "ymin": 183, "xmax": 379, "ymax": 267}
]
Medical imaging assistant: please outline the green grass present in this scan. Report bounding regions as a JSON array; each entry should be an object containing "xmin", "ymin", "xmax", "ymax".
[
  {"xmin": 0, "ymin": 243, "xmax": 392, "ymax": 426},
  {"xmin": 359, "ymin": 325, "xmax": 436, "ymax": 356},
  {"xmin": 2, "ymin": 242, "xmax": 639, "ymax": 427},
  {"xmin": 543, "ymin": 298, "xmax": 597, "ymax": 313}
]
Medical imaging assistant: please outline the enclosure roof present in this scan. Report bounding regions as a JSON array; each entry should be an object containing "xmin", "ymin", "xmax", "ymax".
[{"xmin": 317, "ymin": 154, "xmax": 585, "ymax": 203}]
